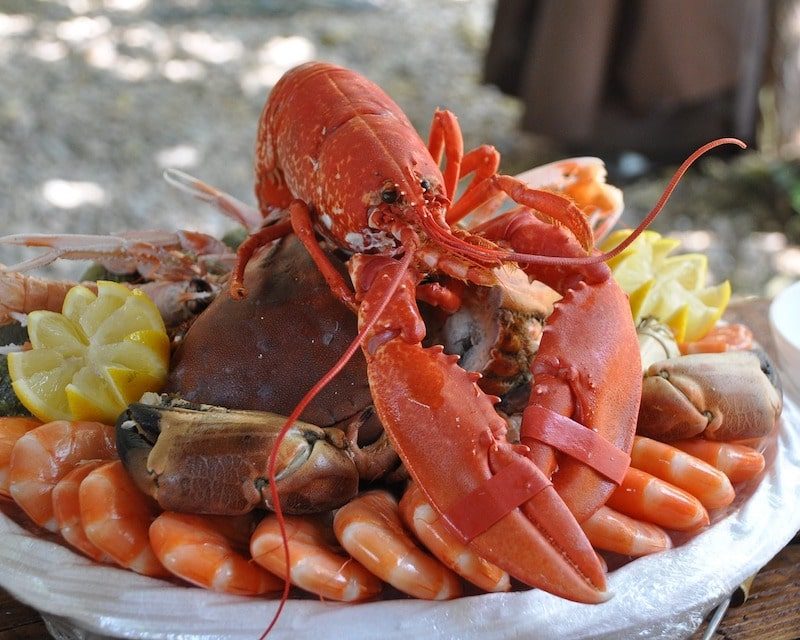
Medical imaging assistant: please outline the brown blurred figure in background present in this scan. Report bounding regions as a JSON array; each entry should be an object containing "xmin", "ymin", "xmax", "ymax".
[{"xmin": 484, "ymin": 0, "xmax": 799, "ymax": 166}]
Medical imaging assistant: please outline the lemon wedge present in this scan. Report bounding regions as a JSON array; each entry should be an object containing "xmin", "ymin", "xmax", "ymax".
[
  {"xmin": 601, "ymin": 230, "xmax": 730, "ymax": 342},
  {"xmin": 8, "ymin": 281, "xmax": 169, "ymax": 424}
]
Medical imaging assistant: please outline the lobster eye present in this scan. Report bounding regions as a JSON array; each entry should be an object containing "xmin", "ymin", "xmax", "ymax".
[
  {"xmin": 420, "ymin": 179, "xmax": 431, "ymax": 192},
  {"xmin": 381, "ymin": 187, "xmax": 400, "ymax": 204}
]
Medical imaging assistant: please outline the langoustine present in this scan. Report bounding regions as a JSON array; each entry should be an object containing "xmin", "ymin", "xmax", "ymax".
[{"xmin": 0, "ymin": 228, "xmax": 230, "ymax": 336}]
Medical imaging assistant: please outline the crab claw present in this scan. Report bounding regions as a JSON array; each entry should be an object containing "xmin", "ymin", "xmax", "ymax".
[
  {"xmin": 350, "ymin": 254, "xmax": 608, "ymax": 604},
  {"xmin": 637, "ymin": 349, "xmax": 783, "ymax": 442},
  {"xmin": 116, "ymin": 394, "xmax": 360, "ymax": 516}
]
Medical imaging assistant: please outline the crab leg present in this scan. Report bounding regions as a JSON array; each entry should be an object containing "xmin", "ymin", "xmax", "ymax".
[{"xmin": 349, "ymin": 253, "xmax": 608, "ymax": 604}]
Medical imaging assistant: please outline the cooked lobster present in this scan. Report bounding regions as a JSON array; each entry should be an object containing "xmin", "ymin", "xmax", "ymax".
[{"xmin": 224, "ymin": 61, "xmax": 742, "ymax": 606}]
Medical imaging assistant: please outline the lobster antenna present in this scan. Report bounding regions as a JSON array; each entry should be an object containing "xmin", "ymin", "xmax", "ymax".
[
  {"xmin": 585, "ymin": 137, "xmax": 747, "ymax": 263},
  {"xmin": 257, "ymin": 247, "xmax": 416, "ymax": 639},
  {"xmin": 422, "ymin": 138, "xmax": 746, "ymax": 268}
]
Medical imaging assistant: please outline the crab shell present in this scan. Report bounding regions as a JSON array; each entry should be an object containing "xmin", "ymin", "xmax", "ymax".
[
  {"xmin": 165, "ymin": 234, "xmax": 402, "ymax": 485},
  {"xmin": 166, "ymin": 234, "xmax": 372, "ymax": 428}
]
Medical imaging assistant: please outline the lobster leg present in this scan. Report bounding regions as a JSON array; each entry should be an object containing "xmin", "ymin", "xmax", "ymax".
[
  {"xmin": 288, "ymin": 200, "xmax": 358, "ymax": 311},
  {"xmin": 475, "ymin": 208, "xmax": 641, "ymax": 523},
  {"xmin": 229, "ymin": 219, "xmax": 293, "ymax": 299},
  {"xmin": 349, "ymin": 253, "xmax": 609, "ymax": 603},
  {"xmin": 447, "ymin": 175, "xmax": 595, "ymax": 251},
  {"xmin": 427, "ymin": 109, "xmax": 502, "ymax": 221},
  {"xmin": 447, "ymin": 144, "xmax": 505, "ymax": 226},
  {"xmin": 427, "ymin": 109, "xmax": 463, "ymax": 200}
]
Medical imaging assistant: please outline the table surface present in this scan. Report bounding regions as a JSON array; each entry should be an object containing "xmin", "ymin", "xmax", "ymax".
[{"xmin": 1, "ymin": 298, "xmax": 798, "ymax": 639}]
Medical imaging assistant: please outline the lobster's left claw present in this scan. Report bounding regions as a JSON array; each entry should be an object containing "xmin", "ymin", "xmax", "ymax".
[{"xmin": 638, "ymin": 350, "xmax": 783, "ymax": 442}]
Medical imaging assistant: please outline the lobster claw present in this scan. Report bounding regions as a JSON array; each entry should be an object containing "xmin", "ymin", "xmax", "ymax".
[
  {"xmin": 473, "ymin": 209, "xmax": 642, "ymax": 523},
  {"xmin": 637, "ymin": 350, "xmax": 783, "ymax": 442},
  {"xmin": 116, "ymin": 393, "xmax": 360, "ymax": 515},
  {"xmin": 350, "ymin": 255, "xmax": 609, "ymax": 603}
]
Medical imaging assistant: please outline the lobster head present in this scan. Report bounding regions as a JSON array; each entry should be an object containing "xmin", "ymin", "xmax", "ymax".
[
  {"xmin": 301, "ymin": 119, "xmax": 451, "ymax": 256},
  {"xmin": 256, "ymin": 61, "xmax": 450, "ymax": 257}
]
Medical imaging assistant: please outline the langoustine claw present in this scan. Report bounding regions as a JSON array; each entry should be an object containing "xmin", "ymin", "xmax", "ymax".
[{"xmin": 0, "ymin": 231, "xmax": 233, "ymax": 281}]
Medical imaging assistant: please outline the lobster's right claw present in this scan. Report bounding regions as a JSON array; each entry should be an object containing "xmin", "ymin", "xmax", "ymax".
[{"xmin": 368, "ymin": 339, "xmax": 609, "ymax": 603}]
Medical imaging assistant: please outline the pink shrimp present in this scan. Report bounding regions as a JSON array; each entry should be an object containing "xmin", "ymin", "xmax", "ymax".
[
  {"xmin": 629, "ymin": 436, "xmax": 735, "ymax": 510},
  {"xmin": 150, "ymin": 512, "xmax": 282, "ymax": 595},
  {"xmin": 80, "ymin": 459, "xmax": 168, "ymax": 577},
  {"xmin": 670, "ymin": 438, "xmax": 766, "ymax": 484},
  {"xmin": 581, "ymin": 506, "xmax": 673, "ymax": 557},
  {"xmin": 7, "ymin": 420, "xmax": 116, "ymax": 531},
  {"xmin": 250, "ymin": 513, "xmax": 382, "ymax": 602},
  {"xmin": 398, "ymin": 482, "xmax": 510, "ymax": 593},
  {"xmin": 333, "ymin": 490, "xmax": 462, "ymax": 600},
  {"xmin": 52, "ymin": 460, "xmax": 115, "ymax": 563},
  {"xmin": 679, "ymin": 323, "xmax": 754, "ymax": 354},
  {"xmin": 605, "ymin": 467, "xmax": 710, "ymax": 532},
  {"xmin": 0, "ymin": 416, "xmax": 41, "ymax": 498}
]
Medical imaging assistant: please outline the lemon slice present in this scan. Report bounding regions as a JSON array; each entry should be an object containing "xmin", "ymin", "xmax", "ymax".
[
  {"xmin": 8, "ymin": 281, "xmax": 169, "ymax": 424},
  {"xmin": 601, "ymin": 230, "xmax": 730, "ymax": 343}
]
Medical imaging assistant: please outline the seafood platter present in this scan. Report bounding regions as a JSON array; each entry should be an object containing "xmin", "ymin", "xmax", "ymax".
[{"xmin": 1, "ymin": 62, "xmax": 799, "ymax": 639}]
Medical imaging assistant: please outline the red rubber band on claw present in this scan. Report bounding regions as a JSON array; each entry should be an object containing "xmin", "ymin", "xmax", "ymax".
[
  {"xmin": 441, "ymin": 456, "xmax": 552, "ymax": 543},
  {"xmin": 521, "ymin": 406, "xmax": 631, "ymax": 485}
]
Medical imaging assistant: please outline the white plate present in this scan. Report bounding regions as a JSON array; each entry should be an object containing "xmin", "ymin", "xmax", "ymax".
[
  {"xmin": 1, "ymin": 394, "xmax": 799, "ymax": 640},
  {"xmin": 770, "ymin": 281, "xmax": 800, "ymax": 391}
]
